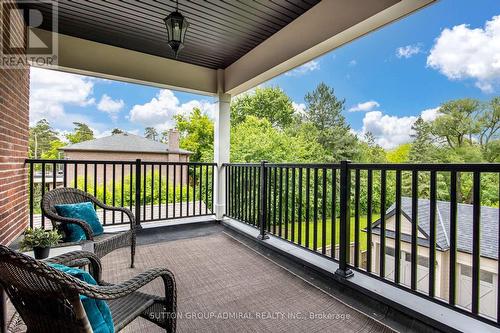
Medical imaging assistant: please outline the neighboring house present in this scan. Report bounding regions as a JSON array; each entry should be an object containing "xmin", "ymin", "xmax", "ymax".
[
  {"xmin": 369, "ymin": 197, "xmax": 498, "ymax": 319},
  {"xmin": 60, "ymin": 130, "xmax": 192, "ymax": 186}
]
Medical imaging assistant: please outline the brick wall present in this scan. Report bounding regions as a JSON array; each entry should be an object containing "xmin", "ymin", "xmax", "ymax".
[{"xmin": 0, "ymin": 1, "xmax": 29, "ymax": 245}]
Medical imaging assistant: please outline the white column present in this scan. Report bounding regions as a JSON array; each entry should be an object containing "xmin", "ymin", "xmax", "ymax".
[{"xmin": 213, "ymin": 91, "xmax": 231, "ymax": 220}]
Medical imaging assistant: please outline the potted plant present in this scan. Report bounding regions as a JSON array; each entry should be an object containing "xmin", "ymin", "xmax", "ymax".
[{"xmin": 20, "ymin": 228, "xmax": 62, "ymax": 259}]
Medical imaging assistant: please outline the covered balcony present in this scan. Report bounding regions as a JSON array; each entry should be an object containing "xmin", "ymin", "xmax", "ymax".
[{"xmin": 1, "ymin": 1, "xmax": 499, "ymax": 332}]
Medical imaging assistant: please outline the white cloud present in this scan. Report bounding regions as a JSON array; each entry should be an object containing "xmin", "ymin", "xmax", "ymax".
[
  {"xmin": 348, "ymin": 100, "xmax": 380, "ymax": 112},
  {"xmin": 128, "ymin": 89, "xmax": 215, "ymax": 131},
  {"xmin": 285, "ymin": 60, "xmax": 320, "ymax": 77},
  {"xmin": 358, "ymin": 107, "xmax": 440, "ymax": 149},
  {"xmin": 30, "ymin": 67, "xmax": 96, "ymax": 127},
  {"xmin": 396, "ymin": 44, "xmax": 421, "ymax": 58},
  {"xmin": 349, "ymin": 59, "xmax": 357, "ymax": 66},
  {"xmin": 420, "ymin": 107, "xmax": 440, "ymax": 122},
  {"xmin": 97, "ymin": 94, "xmax": 124, "ymax": 119},
  {"xmin": 427, "ymin": 15, "xmax": 500, "ymax": 93},
  {"xmin": 292, "ymin": 102, "xmax": 306, "ymax": 115}
]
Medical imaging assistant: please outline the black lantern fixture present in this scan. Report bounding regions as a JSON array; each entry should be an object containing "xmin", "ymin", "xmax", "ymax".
[{"xmin": 163, "ymin": 0, "xmax": 189, "ymax": 58}]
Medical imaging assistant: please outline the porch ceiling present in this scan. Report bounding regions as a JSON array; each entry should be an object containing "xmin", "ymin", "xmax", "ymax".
[
  {"xmin": 24, "ymin": 0, "xmax": 321, "ymax": 69},
  {"xmin": 21, "ymin": 0, "xmax": 436, "ymax": 95}
]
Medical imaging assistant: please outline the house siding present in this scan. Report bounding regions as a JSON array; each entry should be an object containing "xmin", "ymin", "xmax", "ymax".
[{"xmin": 0, "ymin": 1, "xmax": 29, "ymax": 245}]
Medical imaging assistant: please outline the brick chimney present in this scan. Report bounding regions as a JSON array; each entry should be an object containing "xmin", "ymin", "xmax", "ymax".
[{"xmin": 168, "ymin": 129, "xmax": 180, "ymax": 151}]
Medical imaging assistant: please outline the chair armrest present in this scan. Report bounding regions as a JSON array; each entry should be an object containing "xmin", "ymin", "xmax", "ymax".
[
  {"xmin": 46, "ymin": 250, "xmax": 102, "ymax": 282},
  {"xmin": 51, "ymin": 216, "xmax": 95, "ymax": 240},
  {"xmin": 93, "ymin": 201, "xmax": 136, "ymax": 230},
  {"xmin": 69, "ymin": 268, "xmax": 175, "ymax": 301}
]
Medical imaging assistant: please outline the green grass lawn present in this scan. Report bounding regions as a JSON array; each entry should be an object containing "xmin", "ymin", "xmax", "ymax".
[{"xmin": 270, "ymin": 215, "xmax": 377, "ymax": 251}]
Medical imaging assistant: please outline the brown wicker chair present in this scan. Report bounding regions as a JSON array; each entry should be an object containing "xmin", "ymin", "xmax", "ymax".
[
  {"xmin": 0, "ymin": 246, "xmax": 176, "ymax": 333},
  {"xmin": 41, "ymin": 187, "xmax": 136, "ymax": 267}
]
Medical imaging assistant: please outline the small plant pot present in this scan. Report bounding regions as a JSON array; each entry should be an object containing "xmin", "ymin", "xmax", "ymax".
[{"xmin": 33, "ymin": 246, "xmax": 50, "ymax": 260}]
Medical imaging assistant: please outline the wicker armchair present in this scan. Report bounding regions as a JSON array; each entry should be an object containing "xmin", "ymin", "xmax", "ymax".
[
  {"xmin": 42, "ymin": 187, "xmax": 136, "ymax": 267},
  {"xmin": 0, "ymin": 246, "xmax": 176, "ymax": 333}
]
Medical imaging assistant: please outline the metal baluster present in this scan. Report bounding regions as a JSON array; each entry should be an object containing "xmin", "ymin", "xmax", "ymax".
[
  {"xmin": 193, "ymin": 164, "xmax": 197, "ymax": 216},
  {"xmin": 298, "ymin": 168, "xmax": 303, "ymax": 246},
  {"xmin": 279, "ymin": 167, "xmax": 283, "ymax": 237},
  {"xmin": 305, "ymin": 168, "xmax": 310, "ymax": 249},
  {"xmin": 186, "ymin": 165, "xmax": 190, "ymax": 217},
  {"xmin": 173, "ymin": 165, "xmax": 177, "ymax": 219},
  {"xmin": 112, "ymin": 163, "xmax": 116, "ymax": 223},
  {"xmin": 471, "ymin": 171, "xmax": 481, "ymax": 315},
  {"xmin": 159, "ymin": 164, "xmax": 162, "ymax": 218},
  {"xmin": 411, "ymin": 170, "xmax": 418, "ymax": 290},
  {"xmin": 291, "ymin": 168, "xmax": 296, "ymax": 243},
  {"xmin": 166, "ymin": 164, "xmax": 170, "ymax": 219},
  {"xmin": 205, "ymin": 164, "xmax": 209, "ymax": 215},
  {"xmin": 180, "ymin": 164, "xmax": 183, "ymax": 218},
  {"xmin": 313, "ymin": 167, "xmax": 318, "ymax": 251},
  {"xmin": 84, "ymin": 163, "xmax": 88, "ymax": 192},
  {"xmin": 285, "ymin": 168, "xmax": 289, "ymax": 240},
  {"xmin": 395, "ymin": 170, "xmax": 402, "ymax": 283},
  {"xmin": 332, "ymin": 168, "xmax": 337, "ymax": 260},
  {"xmin": 380, "ymin": 170, "xmax": 386, "ymax": 277},
  {"xmin": 354, "ymin": 169, "xmax": 360, "ymax": 267},
  {"xmin": 41, "ymin": 162, "xmax": 46, "ymax": 228},
  {"xmin": 366, "ymin": 170, "xmax": 372, "ymax": 272},
  {"xmin": 29, "ymin": 162, "xmax": 34, "ymax": 228},
  {"xmin": 152, "ymin": 164, "xmax": 156, "ymax": 219},
  {"xmin": 321, "ymin": 168, "xmax": 327, "ymax": 255},
  {"xmin": 429, "ymin": 171, "xmax": 437, "ymax": 297}
]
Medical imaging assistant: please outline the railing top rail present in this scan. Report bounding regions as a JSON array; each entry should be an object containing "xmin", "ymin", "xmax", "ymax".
[
  {"xmin": 141, "ymin": 161, "xmax": 217, "ymax": 166},
  {"xmin": 265, "ymin": 162, "xmax": 341, "ymax": 168},
  {"xmin": 222, "ymin": 163, "xmax": 260, "ymax": 167},
  {"xmin": 25, "ymin": 159, "xmax": 216, "ymax": 166},
  {"xmin": 349, "ymin": 163, "xmax": 500, "ymax": 172},
  {"xmin": 25, "ymin": 158, "xmax": 136, "ymax": 165},
  {"xmin": 224, "ymin": 162, "xmax": 342, "ymax": 168}
]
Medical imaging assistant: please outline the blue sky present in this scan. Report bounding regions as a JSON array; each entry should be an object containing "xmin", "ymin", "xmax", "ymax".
[{"xmin": 30, "ymin": 0, "xmax": 500, "ymax": 149}]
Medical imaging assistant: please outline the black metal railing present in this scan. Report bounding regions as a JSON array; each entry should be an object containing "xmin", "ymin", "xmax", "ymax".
[
  {"xmin": 225, "ymin": 160, "xmax": 500, "ymax": 327},
  {"xmin": 26, "ymin": 159, "xmax": 216, "ymax": 228}
]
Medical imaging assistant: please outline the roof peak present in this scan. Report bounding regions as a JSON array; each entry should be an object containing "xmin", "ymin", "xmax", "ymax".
[{"xmin": 60, "ymin": 132, "xmax": 192, "ymax": 154}]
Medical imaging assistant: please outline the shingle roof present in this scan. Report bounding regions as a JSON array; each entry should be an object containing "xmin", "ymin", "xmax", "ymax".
[
  {"xmin": 60, "ymin": 133, "xmax": 192, "ymax": 155},
  {"xmin": 371, "ymin": 197, "xmax": 499, "ymax": 260}
]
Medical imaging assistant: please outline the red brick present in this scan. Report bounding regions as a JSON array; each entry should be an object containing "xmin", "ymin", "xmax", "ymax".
[{"xmin": 0, "ymin": 1, "xmax": 29, "ymax": 245}]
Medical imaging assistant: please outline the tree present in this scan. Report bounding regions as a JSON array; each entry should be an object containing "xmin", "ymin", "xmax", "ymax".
[
  {"xmin": 66, "ymin": 122, "xmax": 94, "ymax": 144},
  {"xmin": 230, "ymin": 87, "xmax": 296, "ymax": 129},
  {"xmin": 231, "ymin": 116, "xmax": 326, "ymax": 163},
  {"xmin": 173, "ymin": 108, "xmax": 214, "ymax": 162},
  {"xmin": 111, "ymin": 128, "xmax": 124, "ymax": 135},
  {"xmin": 431, "ymin": 98, "xmax": 481, "ymax": 149},
  {"xmin": 386, "ymin": 143, "xmax": 411, "ymax": 163},
  {"xmin": 144, "ymin": 127, "xmax": 159, "ymax": 141},
  {"xmin": 41, "ymin": 140, "xmax": 65, "ymax": 160},
  {"xmin": 302, "ymin": 82, "xmax": 358, "ymax": 161},
  {"xmin": 422, "ymin": 97, "xmax": 500, "ymax": 162},
  {"xmin": 409, "ymin": 117, "xmax": 435, "ymax": 162},
  {"xmin": 29, "ymin": 119, "xmax": 59, "ymax": 158},
  {"xmin": 356, "ymin": 132, "xmax": 386, "ymax": 163},
  {"xmin": 478, "ymin": 97, "xmax": 500, "ymax": 162}
]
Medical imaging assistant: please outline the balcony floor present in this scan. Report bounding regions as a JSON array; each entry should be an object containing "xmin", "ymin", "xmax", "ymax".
[{"xmin": 102, "ymin": 225, "xmax": 392, "ymax": 332}]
